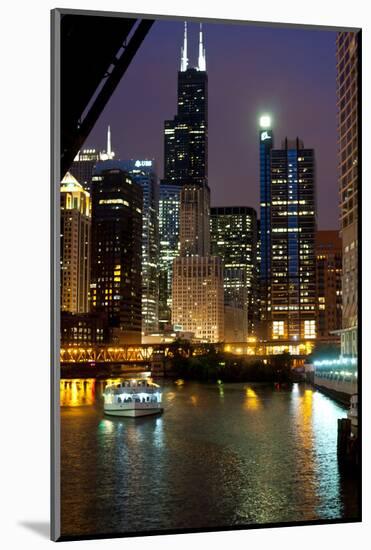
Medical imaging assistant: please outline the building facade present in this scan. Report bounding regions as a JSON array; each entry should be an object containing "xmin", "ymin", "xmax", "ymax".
[
  {"xmin": 158, "ymin": 183, "xmax": 181, "ymax": 329},
  {"xmin": 172, "ymin": 256, "xmax": 224, "ymax": 342},
  {"xmin": 259, "ymin": 120, "xmax": 317, "ymax": 343},
  {"xmin": 180, "ymin": 184, "xmax": 210, "ymax": 257},
  {"xmin": 61, "ymin": 311, "xmax": 111, "ymax": 345},
  {"xmin": 259, "ymin": 117, "xmax": 274, "ymax": 338},
  {"xmin": 90, "ymin": 162, "xmax": 142, "ymax": 343},
  {"xmin": 316, "ymin": 230, "xmax": 342, "ymax": 340},
  {"xmin": 120, "ymin": 159, "xmax": 160, "ymax": 335},
  {"xmin": 70, "ymin": 126, "xmax": 115, "ymax": 193},
  {"xmin": 210, "ymin": 206, "xmax": 259, "ymax": 337},
  {"xmin": 270, "ymin": 138, "xmax": 317, "ymax": 341},
  {"xmin": 60, "ymin": 172, "xmax": 91, "ymax": 313},
  {"xmin": 70, "ymin": 149, "xmax": 101, "ymax": 193},
  {"xmin": 336, "ymin": 32, "xmax": 359, "ymax": 357}
]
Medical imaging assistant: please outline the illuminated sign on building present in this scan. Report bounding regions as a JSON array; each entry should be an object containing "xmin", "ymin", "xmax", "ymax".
[
  {"xmin": 261, "ymin": 130, "xmax": 272, "ymax": 142},
  {"xmin": 135, "ymin": 160, "xmax": 152, "ymax": 168}
]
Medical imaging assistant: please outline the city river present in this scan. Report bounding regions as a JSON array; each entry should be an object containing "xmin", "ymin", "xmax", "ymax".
[{"xmin": 60, "ymin": 379, "xmax": 359, "ymax": 538}]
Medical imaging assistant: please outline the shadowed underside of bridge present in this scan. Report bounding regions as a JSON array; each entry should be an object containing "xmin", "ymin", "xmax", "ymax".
[{"xmin": 60, "ymin": 12, "xmax": 154, "ymax": 178}]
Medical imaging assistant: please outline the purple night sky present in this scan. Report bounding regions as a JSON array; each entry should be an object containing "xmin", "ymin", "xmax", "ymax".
[{"xmin": 85, "ymin": 19, "xmax": 339, "ymax": 230}]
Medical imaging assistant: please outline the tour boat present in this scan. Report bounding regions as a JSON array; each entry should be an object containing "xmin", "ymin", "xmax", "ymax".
[
  {"xmin": 347, "ymin": 393, "xmax": 358, "ymax": 436},
  {"xmin": 103, "ymin": 376, "xmax": 163, "ymax": 417}
]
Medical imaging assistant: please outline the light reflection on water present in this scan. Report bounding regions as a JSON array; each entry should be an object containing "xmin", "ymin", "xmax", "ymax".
[{"xmin": 60, "ymin": 380, "xmax": 357, "ymax": 538}]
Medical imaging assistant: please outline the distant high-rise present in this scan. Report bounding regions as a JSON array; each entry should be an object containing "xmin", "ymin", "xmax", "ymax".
[
  {"xmin": 158, "ymin": 183, "xmax": 181, "ymax": 329},
  {"xmin": 259, "ymin": 115, "xmax": 274, "ymax": 338},
  {"xmin": 172, "ymin": 256, "xmax": 224, "ymax": 342},
  {"xmin": 119, "ymin": 159, "xmax": 160, "ymax": 335},
  {"xmin": 211, "ymin": 206, "xmax": 259, "ymax": 336},
  {"xmin": 270, "ymin": 138, "xmax": 316, "ymax": 341},
  {"xmin": 60, "ymin": 172, "xmax": 91, "ymax": 313},
  {"xmin": 259, "ymin": 119, "xmax": 317, "ymax": 342},
  {"xmin": 70, "ymin": 126, "xmax": 115, "ymax": 192},
  {"xmin": 336, "ymin": 32, "xmax": 359, "ymax": 357},
  {"xmin": 90, "ymin": 162, "xmax": 142, "ymax": 343},
  {"xmin": 316, "ymin": 231, "xmax": 342, "ymax": 340},
  {"xmin": 170, "ymin": 23, "xmax": 224, "ymax": 342}
]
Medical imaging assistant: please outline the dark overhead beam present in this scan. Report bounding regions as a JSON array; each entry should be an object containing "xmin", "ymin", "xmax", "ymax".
[{"xmin": 61, "ymin": 17, "xmax": 154, "ymax": 177}]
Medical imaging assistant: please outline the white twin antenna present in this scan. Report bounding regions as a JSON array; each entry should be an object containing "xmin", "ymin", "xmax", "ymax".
[
  {"xmin": 180, "ymin": 22, "xmax": 188, "ymax": 72},
  {"xmin": 197, "ymin": 23, "xmax": 206, "ymax": 71},
  {"xmin": 180, "ymin": 22, "xmax": 206, "ymax": 72}
]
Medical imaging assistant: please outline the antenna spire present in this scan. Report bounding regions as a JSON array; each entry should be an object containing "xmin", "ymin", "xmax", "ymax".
[
  {"xmin": 197, "ymin": 23, "xmax": 206, "ymax": 71},
  {"xmin": 180, "ymin": 22, "xmax": 188, "ymax": 72},
  {"xmin": 107, "ymin": 125, "xmax": 112, "ymax": 158}
]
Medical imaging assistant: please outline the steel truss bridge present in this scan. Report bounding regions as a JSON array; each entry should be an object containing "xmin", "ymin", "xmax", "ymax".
[
  {"xmin": 61, "ymin": 343, "xmax": 213, "ymax": 364},
  {"xmin": 60, "ymin": 342, "xmax": 308, "ymax": 365}
]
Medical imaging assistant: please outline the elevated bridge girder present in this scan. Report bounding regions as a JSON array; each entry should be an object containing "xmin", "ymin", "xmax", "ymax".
[{"xmin": 60, "ymin": 342, "xmax": 308, "ymax": 365}]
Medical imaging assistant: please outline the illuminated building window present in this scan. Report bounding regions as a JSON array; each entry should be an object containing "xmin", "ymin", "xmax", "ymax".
[
  {"xmin": 272, "ymin": 321, "xmax": 284, "ymax": 338},
  {"xmin": 304, "ymin": 320, "xmax": 316, "ymax": 339}
]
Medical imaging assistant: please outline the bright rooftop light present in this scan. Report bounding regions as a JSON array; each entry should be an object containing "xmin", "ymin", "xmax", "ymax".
[{"xmin": 259, "ymin": 115, "xmax": 271, "ymax": 128}]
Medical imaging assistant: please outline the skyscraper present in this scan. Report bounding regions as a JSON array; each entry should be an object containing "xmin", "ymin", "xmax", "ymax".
[
  {"xmin": 60, "ymin": 172, "xmax": 91, "ymax": 313},
  {"xmin": 90, "ymin": 161, "xmax": 142, "ymax": 343},
  {"xmin": 158, "ymin": 183, "xmax": 181, "ymax": 329},
  {"xmin": 160, "ymin": 22, "xmax": 210, "ymax": 330},
  {"xmin": 336, "ymin": 32, "xmax": 359, "ymax": 357},
  {"xmin": 316, "ymin": 230, "xmax": 342, "ymax": 340},
  {"xmin": 210, "ymin": 206, "xmax": 259, "ymax": 336},
  {"xmin": 163, "ymin": 23, "xmax": 208, "ymax": 187},
  {"xmin": 170, "ymin": 23, "xmax": 224, "ymax": 342},
  {"xmin": 259, "ymin": 115, "xmax": 274, "ymax": 338},
  {"xmin": 259, "ymin": 118, "xmax": 317, "ymax": 344},
  {"xmin": 70, "ymin": 126, "xmax": 115, "ymax": 192},
  {"xmin": 119, "ymin": 159, "xmax": 160, "ymax": 335},
  {"xmin": 270, "ymin": 138, "xmax": 317, "ymax": 342}
]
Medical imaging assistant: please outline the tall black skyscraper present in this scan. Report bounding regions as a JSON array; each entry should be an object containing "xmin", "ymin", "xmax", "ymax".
[
  {"xmin": 163, "ymin": 22, "xmax": 208, "ymax": 187},
  {"xmin": 90, "ymin": 161, "xmax": 143, "ymax": 343}
]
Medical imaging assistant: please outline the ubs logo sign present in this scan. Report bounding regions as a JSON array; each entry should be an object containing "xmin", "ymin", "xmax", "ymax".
[{"xmin": 135, "ymin": 160, "xmax": 152, "ymax": 167}]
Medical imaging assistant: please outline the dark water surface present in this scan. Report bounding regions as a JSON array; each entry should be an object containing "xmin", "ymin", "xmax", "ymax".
[{"xmin": 60, "ymin": 379, "xmax": 358, "ymax": 538}]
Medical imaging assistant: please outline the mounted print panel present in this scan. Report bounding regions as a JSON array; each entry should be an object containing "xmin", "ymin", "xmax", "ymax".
[{"xmin": 51, "ymin": 8, "xmax": 361, "ymax": 542}]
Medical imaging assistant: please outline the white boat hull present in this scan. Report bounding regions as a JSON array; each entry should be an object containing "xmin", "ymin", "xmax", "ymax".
[{"xmin": 104, "ymin": 403, "xmax": 163, "ymax": 417}]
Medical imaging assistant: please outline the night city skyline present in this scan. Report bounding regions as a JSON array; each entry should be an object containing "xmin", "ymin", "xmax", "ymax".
[{"xmin": 83, "ymin": 19, "xmax": 338, "ymax": 229}]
